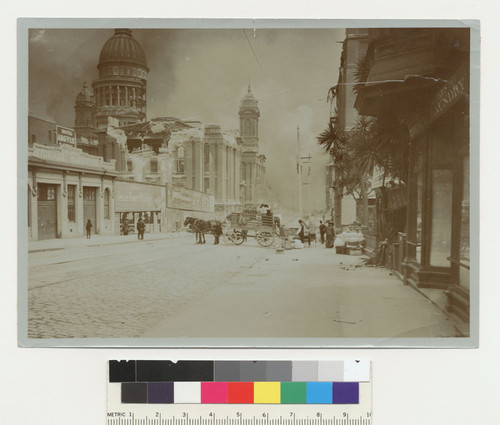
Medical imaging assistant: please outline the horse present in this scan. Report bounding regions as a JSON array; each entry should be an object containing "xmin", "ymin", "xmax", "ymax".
[{"xmin": 183, "ymin": 217, "xmax": 223, "ymax": 244}]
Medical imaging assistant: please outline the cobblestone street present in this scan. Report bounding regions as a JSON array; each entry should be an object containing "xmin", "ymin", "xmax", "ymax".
[
  {"xmin": 28, "ymin": 234, "xmax": 270, "ymax": 338},
  {"xmin": 27, "ymin": 232, "xmax": 459, "ymax": 339}
]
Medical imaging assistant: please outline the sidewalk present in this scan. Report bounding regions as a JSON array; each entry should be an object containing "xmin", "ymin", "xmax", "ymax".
[
  {"xmin": 142, "ymin": 246, "xmax": 462, "ymax": 339},
  {"xmin": 28, "ymin": 231, "xmax": 187, "ymax": 253}
]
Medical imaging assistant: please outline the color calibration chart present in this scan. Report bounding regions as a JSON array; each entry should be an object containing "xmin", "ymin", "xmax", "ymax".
[{"xmin": 107, "ymin": 360, "xmax": 372, "ymax": 425}]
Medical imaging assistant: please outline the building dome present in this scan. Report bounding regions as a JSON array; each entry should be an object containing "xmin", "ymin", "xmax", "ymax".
[
  {"xmin": 98, "ymin": 29, "xmax": 148, "ymax": 70},
  {"xmin": 240, "ymin": 84, "xmax": 258, "ymax": 107}
]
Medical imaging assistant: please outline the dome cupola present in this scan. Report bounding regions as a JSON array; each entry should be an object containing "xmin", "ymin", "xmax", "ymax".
[{"xmin": 98, "ymin": 28, "xmax": 148, "ymax": 71}]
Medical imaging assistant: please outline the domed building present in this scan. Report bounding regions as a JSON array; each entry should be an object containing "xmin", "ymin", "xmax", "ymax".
[{"xmin": 93, "ymin": 28, "xmax": 148, "ymax": 128}]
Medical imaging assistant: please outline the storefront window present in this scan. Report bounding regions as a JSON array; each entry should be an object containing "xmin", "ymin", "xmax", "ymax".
[
  {"xmin": 415, "ymin": 149, "xmax": 423, "ymax": 263},
  {"xmin": 460, "ymin": 154, "xmax": 470, "ymax": 289},
  {"xmin": 407, "ymin": 144, "xmax": 424, "ymax": 262},
  {"xmin": 67, "ymin": 185, "xmax": 76, "ymax": 222},
  {"xmin": 430, "ymin": 169, "xmax": 453, "ymax": 267}
]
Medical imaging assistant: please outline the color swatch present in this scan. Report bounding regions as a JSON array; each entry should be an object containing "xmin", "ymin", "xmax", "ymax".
[{"xmin": 110, "ymin": 361, "xmax": 369, "ymax": 405}]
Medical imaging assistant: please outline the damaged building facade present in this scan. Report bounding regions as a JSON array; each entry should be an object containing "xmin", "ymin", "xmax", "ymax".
[{"xmin": 28, "ymin": 28, "xmax": 267, "ymax": 239}]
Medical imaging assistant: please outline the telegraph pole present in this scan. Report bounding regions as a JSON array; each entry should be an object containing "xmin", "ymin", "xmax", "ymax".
[
  {"xmin": 297, "ymin": 126, "xmax": 303, "ymax": 217},
  {"xmin": 301, "ymin": 154, "xmax": 312, "ymax": 219}
]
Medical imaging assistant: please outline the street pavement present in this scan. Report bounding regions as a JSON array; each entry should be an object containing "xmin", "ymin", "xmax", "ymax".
[{"xmin": 26, "ymin": 232, "xmax": 460, "ymax": 339}]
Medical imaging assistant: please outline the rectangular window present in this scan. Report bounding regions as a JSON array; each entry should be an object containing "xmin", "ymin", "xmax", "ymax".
[
  {"xmin": 67, "ymin": 185, "xmax": 76, "ymax": 222},
  {"xmin": 176, "ymin": 159, "xmax": 184, "ymax": 174},
  {"xmin": 48, "ymin": 130, "xmax": 52, "ymax": 143},
  {"xmin": 150, "ymin": 159, "xmax": 158, "ymax": 173},
  {"xmin": 127, "ymin": 160, "xmax": 133, "ymax": 172},
  {"xmin": 83, "ymin": 186, "xmax": 96, "ymax": 201},
  {"xmin": 204, "ymin": 177, "xmax": 210, "ymax": 193},
  {"xmin": 430, "ymin": 169, "xmax": 453, "ymax": 267}
]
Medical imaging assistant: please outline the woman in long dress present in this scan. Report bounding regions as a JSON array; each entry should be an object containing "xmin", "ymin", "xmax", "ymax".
[{"xmin": 325, "ymin": 221, "xmax": 335, "ymax": 248}]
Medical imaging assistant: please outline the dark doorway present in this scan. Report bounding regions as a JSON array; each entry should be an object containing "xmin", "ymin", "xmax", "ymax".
[
  {"xmin": 37, "ymin": 183, "xmax": 57, "ymax": 240},
  {"xmin": 83, "ymin": 186, "xmax": 97, "ymax": 234}
]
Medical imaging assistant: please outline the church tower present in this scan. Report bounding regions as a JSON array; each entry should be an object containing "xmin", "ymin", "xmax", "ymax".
[
  {"xmin": 239, "ymin": 84, "xmax": 260, "ymax": 153},
  {"xmin": 238, "ymin": 85, "xmax": 266, "ymax": 205},
  {"xmin": 74, "ymin": 81, "xmax": 96, "ymax": 134},
  {"xmin": 92, "ymin": 29, "xmax": 149, "ymax": 129}
]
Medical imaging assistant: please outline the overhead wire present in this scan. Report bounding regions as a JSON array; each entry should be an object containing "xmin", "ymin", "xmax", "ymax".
[{"xmin": 242, "ymin": 29, "xmax": 266, "ymax": 78}]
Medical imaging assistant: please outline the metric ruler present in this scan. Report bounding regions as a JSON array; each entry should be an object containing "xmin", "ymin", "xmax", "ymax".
[{"xmin": 107, "ymin": 361, "xmax": 372, "ymax": 425}]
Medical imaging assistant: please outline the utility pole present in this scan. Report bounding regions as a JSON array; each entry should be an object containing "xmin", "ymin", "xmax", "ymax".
[
  {"xmin": 297, "ymin": 126, "xmax": 303, "ymax": 217},
  {"xmin": 301, "ymin": 154, "xmax": 312, "ymax": 219}
]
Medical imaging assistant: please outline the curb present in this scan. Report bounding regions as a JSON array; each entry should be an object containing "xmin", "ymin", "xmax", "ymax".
[{"xmin": 28, "ymin": 232, "xmax": 190, "ymax": 254}]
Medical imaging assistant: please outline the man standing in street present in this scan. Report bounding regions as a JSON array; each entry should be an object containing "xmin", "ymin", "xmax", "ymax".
[
  {"xmin": 319, "ymin": 220, "xmax": 327, "ymax": 244},
  {"xmin": 137, "ymin": 217, "xmax": 145, "ymax": 240},
  {"xmin": 297, "ymin": 220, "xmax": 306, "ymax": 244},
  {"xmin": 86, "ymin": 219, "xmax": 93, "ymax": 239}
]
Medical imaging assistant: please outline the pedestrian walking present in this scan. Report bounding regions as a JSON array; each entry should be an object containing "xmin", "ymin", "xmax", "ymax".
[
  {"xmin": 137, "ymin": 217, "xmax": 145, "ymax": 240},
  {"xmin": 308, "ymin": 221, "xmax": 317, "ymax": 247},
  {"xmin": 85, "ymin": 219, "xmax": 93, "ymax": 239},
  {"xmin": 297, "ymin": 220, "xmax": 307, "ymax": 244},
  {"xmin": 325, "ymin": 221, "xmax": 335, "ymax": 248},
  {"xmin": 319, "ymin": 220, "xmax": 327, "ymax": 244},
  {"xmin": 237, "ymin": 213, "xmax": 248, "ymax": 242}
]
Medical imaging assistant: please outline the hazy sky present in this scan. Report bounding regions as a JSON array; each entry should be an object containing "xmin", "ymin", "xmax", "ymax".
[{"xmin": 28, "ymin": 27, "xmax": 344, "ymax": 211}]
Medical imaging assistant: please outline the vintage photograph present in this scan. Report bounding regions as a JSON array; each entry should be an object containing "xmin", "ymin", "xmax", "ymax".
[{"xmin": 20, "ymin": 21, "xmax": 476, "ymax": 345}]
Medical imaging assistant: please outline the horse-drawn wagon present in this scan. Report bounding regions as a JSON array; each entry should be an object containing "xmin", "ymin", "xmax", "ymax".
[{"xmin": 223, "ymin": 209, "xmax": 280, "ymax": 247}]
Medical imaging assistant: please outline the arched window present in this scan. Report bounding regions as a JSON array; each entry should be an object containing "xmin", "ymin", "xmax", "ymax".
[
  {"xmin": 176, "ymin": 146, "xmax": 185, "ymax": 173},
  {"xmin": 104, "ymin": 188, "xmax": 110, "ymax": 220}
]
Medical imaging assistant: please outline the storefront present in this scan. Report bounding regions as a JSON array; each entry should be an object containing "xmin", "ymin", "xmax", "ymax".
[
  {"xmin": 114, "ymin": 180, "xmax": 166, "ymax": 235},
  {"xmin": 402, "ymin": 68, "xmax": 470, "ymax": 322},
  {"xmin": 352, "ymin": 28, "xmax": 471, "ymax": 324},
  {"xmin": 28, "ymin": 143, "xmax": 118, "ymax": 240}
]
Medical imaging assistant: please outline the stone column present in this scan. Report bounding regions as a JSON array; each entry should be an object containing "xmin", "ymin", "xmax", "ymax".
[
  {"xmin": 184, "ymin": 141, "xmax": 193, "ymax": 189},
  {"xmin": 209, "ymin": 143, "xmax": 216, "ymax": 196},
  {"xmin": 193, "ymin": 139, "xmax": 203, "ymax": 192},
  {"xmin": 227, "ymin": 147, "xmax": 233, "ymax": 201},
  {"xmin": 125, "ymin": 86, "xmax": 129, "ymax": 106},
  {"xmin": 235, "ymin": 149, "xmax": 240, "ymax": 207},
  {"xmin": 117, "ymin": 85, "xmax": 120, "ymax": 106},
  {"xmin": 217, "ymin": 143, "xmax": 226, "ymax": 203}
]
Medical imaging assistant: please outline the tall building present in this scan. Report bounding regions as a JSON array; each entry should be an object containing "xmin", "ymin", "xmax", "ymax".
[
  {"xmin": 238, "ymin": 85, "xmax": 266, "ymax": 206},
  {"xmin": 327, "ymin": 29, "xmax": 369, "ymax": 230}
]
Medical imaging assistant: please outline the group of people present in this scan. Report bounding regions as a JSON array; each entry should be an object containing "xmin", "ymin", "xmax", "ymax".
[{"xmin": 296, "ymin": 219, "xmax": 335, "ymax": 248}]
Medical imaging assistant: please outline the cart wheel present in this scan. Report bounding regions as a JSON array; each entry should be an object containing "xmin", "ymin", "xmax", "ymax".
[
  {"xmin": 256, "ymin": 231, "xmax": 274, "ymax": 247},
  {"xmin": 232, "ymin": 231, "xmax": 245, "ymax": 245}
]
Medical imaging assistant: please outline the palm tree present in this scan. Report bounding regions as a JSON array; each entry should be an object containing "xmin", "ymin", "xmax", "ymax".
[{"xmin": 318, "ymin": 119, "xmax": 376, "ymax": 227}]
